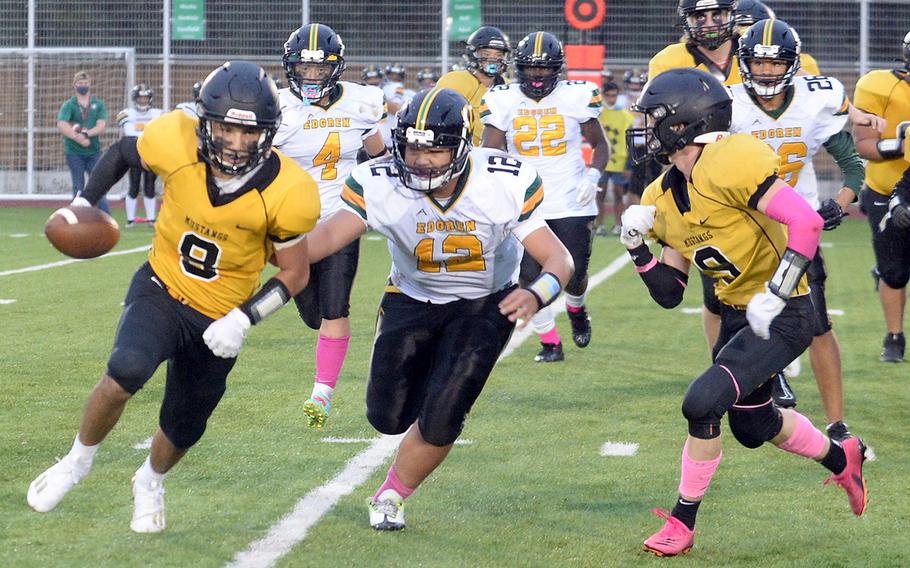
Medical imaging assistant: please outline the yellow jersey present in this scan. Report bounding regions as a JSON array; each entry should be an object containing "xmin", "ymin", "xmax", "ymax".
[
  {"xmin": 641, "ymin": 133, "xmax": 809, "ymax": 308},
  {"xmin": 648, "ymin": 41, "xmax": 822, "ymax": 85},
  {"xmin": 437, "ymin": 69, "xmax": 502, "ymax": 146},
  {"xmin": 599, "ymin": 107, "xmax": 635, "ymax": 172},
  {"xmin": 138, "ymin": 110, "xmax": 321, "ymax": 318},
  {"xmin": 853, "ymin": 69, "xmax": 910, "ymax": 195}
]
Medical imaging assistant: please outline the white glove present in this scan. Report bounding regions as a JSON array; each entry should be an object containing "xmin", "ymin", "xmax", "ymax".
[
  {"xmin": 746, "ymin": 289, "xmax": 786, "ymax": 340},
  {"xmin": 620, "ymin": 205, "xmax": 656, "ymax": 248},
  {"xmin": 575, "ymin": 167, "xmax": 601, "ymax": 206},
  {"xmin": 70, "ymin": 196, "xmax": 91, "ymax": 208},
  {"xmin": 203, "ymin": 308, "xmax": 251, "ymax": 358}
]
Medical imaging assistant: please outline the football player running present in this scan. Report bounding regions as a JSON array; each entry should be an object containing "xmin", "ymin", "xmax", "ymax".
[
  {"xmin": 27, "ymin": 61, "xmax": 320, "ymax": 532},
  {"xmin": 853, "ymin": 30, "xmax": 910, "ymax": 363},
  {"xmin": 618, "ymin": 68, "xmax": 870, "ymax": 557},
  {"xmin": 481, "ymin": 31, "xmax": 610, "ymax": 362},
  {"xmin": 275, "ymin": 23, "xmax": 388, "ymax": 429},
  {"xmin": 729, "ymin": 19, "xmax": 864, "ymax": 440},
  {"xmin": 437, "ymin": 25, "xmax": 512, "ymax": 146},
  {"xmin": 302, "ymin": 87, "xmax": 573, "ymax": 531}
]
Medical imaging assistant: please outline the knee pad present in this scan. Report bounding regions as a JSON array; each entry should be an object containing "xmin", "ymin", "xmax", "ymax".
[
  {"xmin": 879, "ymin": 265, "xmax": 910, "ymax": 290},
  {"xmin": 728, "ymin": 403, "xmax": 783, "ymax": 449},
  {"xmin": 366, "ymin": 406, "xmax": 411, "ymax": 436},
  {"xmin": 681, "ymin": 365, "xmax": 739, "ymax": 439},
  {"xmin": 294, "ymin": 290, "xmax": 323, "ymax": 330},
  {"xmin": 107, "ymin": 347, "xmax": 157, "ymax": 394},
  {"xmin": 416, "ymin": 418, "xmax": 462, "ymax": 447}
]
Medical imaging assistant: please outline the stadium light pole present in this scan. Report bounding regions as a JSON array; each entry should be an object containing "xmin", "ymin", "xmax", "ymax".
[{"xmin": 26, "ymin": 0, "xmax": 35, "ymax": 194}]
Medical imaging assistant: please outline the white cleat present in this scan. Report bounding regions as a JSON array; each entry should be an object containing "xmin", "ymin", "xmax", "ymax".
[
  {"xmin": 27, "ymin": 456, "xmax": 88, "ymax": 513},
  {"xmin": 130, "ymin": 475, "xmax": 166, "ymax": 533},
  {"xmin": 367, "ymin": 489, "xmax": 406, "ymax": 531}
]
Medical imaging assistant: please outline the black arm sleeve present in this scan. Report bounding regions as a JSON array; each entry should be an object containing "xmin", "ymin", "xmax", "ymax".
[
  {"xmin": 80, "ymin": 137, "xmax": 142, "ymax": 205},
  {"xmin": 627, "ymin": 243, "xmax": 689, "ymax": 309}
]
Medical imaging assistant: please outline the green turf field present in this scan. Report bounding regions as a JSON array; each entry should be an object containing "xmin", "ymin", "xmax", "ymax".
[{"xmin": 1, "ymin": 207, "xmax": 906, "ymax": 567}]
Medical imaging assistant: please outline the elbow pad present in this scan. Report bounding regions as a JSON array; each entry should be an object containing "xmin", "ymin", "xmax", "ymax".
[{"xmin": 628, "ymin": 244, "xmax": 688, "ymax": 309}]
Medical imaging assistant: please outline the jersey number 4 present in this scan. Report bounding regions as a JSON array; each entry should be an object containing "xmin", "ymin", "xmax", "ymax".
[
  {"xmin": 512, "ymin": 115, "xmax": 567, "ymax": 157},
  {"xmin": 415, "ymin": 235, "xmax": 486, "ymax": 273},
  {"xmin": 314, "ymin": 132, "xmax": 341, "ymax": 180}
]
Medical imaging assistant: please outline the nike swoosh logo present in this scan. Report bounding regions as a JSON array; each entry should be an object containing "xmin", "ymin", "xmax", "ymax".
[{"xmin": 699, "ymin": 218, "xmax": 709, "ymax": 225}]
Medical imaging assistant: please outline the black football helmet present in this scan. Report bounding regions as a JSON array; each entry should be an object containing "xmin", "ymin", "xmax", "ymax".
[
  {"xmin": 627, "ymin": 68, "xmax": 732, "ymax": 165},
  {"xmin": 738, "ymin": 19, "xmax": 802, "ymax": 99},
  {"xmin": 464, "ymin": 26, "xmax": 512, "ymax": 77},
  {"xmin": 514, "ymin": 32, "xmax": 565, "ymax": 99},
  {"xmin": 283, "ymin": 23, "xmax": 346, "ymax": 102},
  {"xmin": 623, "ymin": 69, "xmax": 647, "ymax": 92},
  {"xmin": 416, "ymin": 67, "xmax": 440, "ymax": 88},
  {"xmin": 903, "ymin": 30, "xmax": 910, "ymax": 70},
  {"xmin": 361, "ymin": 65, "xmax": 384, "ymax": 85},
  {"xmin": 130, "ymin": 83, "xmax": 154, "ymax": 111},
  {"xmin": 385, "ymin": 62, "xmax": 407, "ymax": 82},
  {"xmin": 196, "ymin": 61, "xmax": 281, "ymax": 176},
  {"xmin": 392, "ymin": 87, "xmax": 472, "ymax": 193},
  {"xmin": 733, "ymin": 0, "xmax": 775, "ymax": 30},
  {"xmin": 679, "ymin": 0, "xmax": 736, "ymax": 50}
]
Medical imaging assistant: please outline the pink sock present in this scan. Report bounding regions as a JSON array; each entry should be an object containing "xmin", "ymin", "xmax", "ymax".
[
  {"xmin": 315, "ymin": 335, "xmax": 350, "ymax": 389},
  {"xmin": 777, "ymin": 411, "xmax": 827, "ymax": 459},
  {"xmin": 540, "ymin": 327, "xmax": 561, "ymax": 345},
  {"xmin": 566, "ymin": 304, "xmax": 584, "ymax": 314},
  {"xmin": 678, "ymin": 441, "xmax": 722, "ymax": 499},
  {"xmin": 374, "ymin": 465, "xmax": 415, "ymax": 501}
]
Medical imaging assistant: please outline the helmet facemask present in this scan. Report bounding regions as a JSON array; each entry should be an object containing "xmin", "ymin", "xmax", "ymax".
[
  {"xmin": 627, "ymin": 103, "xmax": 728, "ymax": 165},
  {"xmin": 393, "ymin": 124, "xmax": 471, "ymax": 193},
  {"xmin": 516, "ymin": 62, "xmax": 562, "ymax": 99},
  {"xmin": 283, "ymin": 50, "xmax": 345, "ymax": 102},
  {"xmin": 740, "ymin": 54, "xmax": 800, "ymax": 98},
  {"xmin": 198, "ymin": 117, "xmax": 277, "ymax": 176},
  {"xmin": 683, "ymin": 9, "xmax": 735, "ymax": 50}
]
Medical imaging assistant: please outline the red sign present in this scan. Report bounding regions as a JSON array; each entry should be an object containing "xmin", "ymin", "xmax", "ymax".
[{"xmin": 565, "ymin": 0, "xmax": 606, "ymax": 31}]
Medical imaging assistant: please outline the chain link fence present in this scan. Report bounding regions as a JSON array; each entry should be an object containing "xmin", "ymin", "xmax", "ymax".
[{"xmin": 1, "ymin": 0, "xmax": 907, "ymax": 195}]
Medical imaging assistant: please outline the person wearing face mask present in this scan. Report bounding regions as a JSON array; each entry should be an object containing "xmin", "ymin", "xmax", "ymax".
[{"xmin": 57, "ymin": 71, "xmax": 110, "ymax": 213}]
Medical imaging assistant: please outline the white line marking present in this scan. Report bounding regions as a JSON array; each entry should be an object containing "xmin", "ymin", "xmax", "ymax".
[
  {"xmin": 681, "ymin": 307, "xmax": 701, "ymax": 315},
  {"xmin": 10, "ymin": 233, "xmax": 29, "ymax": 238},
  {"xmin": 0, "ymin": 299, "xmax": 16, "ymax": 304},
  {"xmin": 226, "ymin": 252, "xmax": 631, "ymax": 568},
  {"xmin": 600, "ymin": 441, "xmax": 639, "ymax": 457},
  {"xmin": 827, "ymin": 309, "xmax": 844, "ymax": 316},
  {"xmin": 132, "ymin": 437, "xmax": 153, "ymax": 450},
  {"xmin": 365, "ymin": 235, "xmax": 383, "ymax": 241},
  {"xmin": 0, "ymin": 246, "xmax": 150, "ymax": 277},
  {"xmin": 820, "ymin": 242, "xmax": 833, "ymax": 248},
  {"xmin": 321, "ymin": 436, "xmax": 474, "ymax": 445},
  {"xmin": 226, "ymin": 434, "xmax": 404, "ymax": 568}
]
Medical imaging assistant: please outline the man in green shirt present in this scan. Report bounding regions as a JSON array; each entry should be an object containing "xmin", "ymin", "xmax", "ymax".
[{"xmin": 57, "ymin": 71, "xmax": 110, "ymax": 212}]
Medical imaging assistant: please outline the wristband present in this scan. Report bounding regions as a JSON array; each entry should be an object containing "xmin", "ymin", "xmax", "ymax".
[
  {"xmin": 876, "ymin": 138, "xmax": 903, "ymax": 159},
  {"xmin": 768, "ymin": 248, "xmax": 811, "ymax": 299},
  {"xmin": 526, "ymin": 272, "xmax": 561, "ymax": 309},
  {"xmin": 627, "ymin": 243, "xmax": 655, "ymax": 269},
  {"xmin": 238, "ymin": 277, "xmax": 291, "ymax": 325}
]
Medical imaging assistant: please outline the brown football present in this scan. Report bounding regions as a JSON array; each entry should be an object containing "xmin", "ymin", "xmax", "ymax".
[{"xmin": 45, "ymin": 206, "xmax": 120, "ymax": 259}]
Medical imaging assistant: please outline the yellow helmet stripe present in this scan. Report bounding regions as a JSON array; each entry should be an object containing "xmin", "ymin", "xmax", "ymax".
[
  {"xmin": 415, "ymin": 87, "xmax": 442, "ymax": 130},
  {"xmin": 534, "ymin": 32, "xmax": 544, "ymax": 57},
  {"xmin": 309, "ymin": 24, "xmax": 318, "ymax": 51},
  {"xmin": 762, "ymin": 18, "xmax": 775, "ymax": 47}
]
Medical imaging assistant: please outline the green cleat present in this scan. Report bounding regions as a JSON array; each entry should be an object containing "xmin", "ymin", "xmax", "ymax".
[{"xmin": 302, "ymin": 394, "xmax": 332, "ymax": 429}]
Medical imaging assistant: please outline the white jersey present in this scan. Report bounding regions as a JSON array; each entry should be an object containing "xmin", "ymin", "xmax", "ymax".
[
  {"xmin": 175, "ymin": 101, "xmax": 198, "ymax": 118},
  {"xmin": 382, "ymin": 81, "xmax": 415, "ymax": 145},
  {"xmin": 117, "ymin": 107, "xmax": 163, "ymax": 137},
  {"xmin": 480, "ymin": 80, "xmax": 602, "ymax": 219},
  {"xmin": 274, "ymin": 81, "xmax": 386, "ymax": 220},
  {"xmin": 730, "ymin": 75, "xmax": 850, "ymax": 209},
  {"xmin": 340, "ymin": 148, "xmax": 547, "ymax": 304}
]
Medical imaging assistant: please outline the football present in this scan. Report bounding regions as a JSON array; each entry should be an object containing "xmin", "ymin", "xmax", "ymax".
[{"xmin": 45, "ymin": 205, "xmax": 120, "ymax": 259}]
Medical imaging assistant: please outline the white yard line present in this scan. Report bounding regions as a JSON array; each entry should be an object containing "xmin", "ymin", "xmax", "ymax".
[
  {"xmin": 0, "ymin": 246, "xmax": 150, "ymax": 277},
  {"xmin": 0, "ymin": 299, "xmax": 16, "ymax": 305},
  {"xmin": 600, "ymin": 441, "xmax": 640, "ymax": 457},
  {"xmin": 321, "ymin": 436, "xmax": 474, "ymax": 445},
  {"xmin": 225, "ymin": 251, "xmax": 631, "ymax": 568}
]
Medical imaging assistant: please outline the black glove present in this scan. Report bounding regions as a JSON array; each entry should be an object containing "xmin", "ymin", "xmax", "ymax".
[
  {"xmin": 889, "ymin": 194, "xmax": 910, "ymax": 230},
  {"xmin": 817, "ymin": 198, "xmax": 845, "ymax": 231}
]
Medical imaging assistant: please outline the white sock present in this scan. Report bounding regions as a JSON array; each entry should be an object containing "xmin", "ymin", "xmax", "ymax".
[
  {"xmin": 565, "ymin": 292, "xmax": 587, "ymax": 310},
  {"xmin": 125, "ymin": 196, "xmax": 137, "ymax": 221},
  {"xmin": 312, "ymin": 383, "xmax": 334, "ymax": 401},
  {"xmin": 143, "ymin": 196, "xmax": 157, "ymax": 221},
  {"xmin": 531, "ymin": 306, "xmax": 556, "ymax": 335},
  {"xmin": 69, "ymin": 434, "xmax": 101, "ymax": 471},
  {"xmin": 136, "ymin": 456, "xmax": 166, "ymax": 485}
]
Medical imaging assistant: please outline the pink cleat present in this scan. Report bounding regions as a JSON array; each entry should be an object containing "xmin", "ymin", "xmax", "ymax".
[
  {"xmin": 643, "ymin": 508, "xmax": 695, "ymax": 557},
  {"xmin": 824, "ymin": 437, "xmax": 869, "ymax": 516}
]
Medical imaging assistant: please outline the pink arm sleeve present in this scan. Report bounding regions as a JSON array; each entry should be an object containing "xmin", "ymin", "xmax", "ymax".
[{"xmin": 762, "ymin": 185, "xmax": 823, "ymax": 259}]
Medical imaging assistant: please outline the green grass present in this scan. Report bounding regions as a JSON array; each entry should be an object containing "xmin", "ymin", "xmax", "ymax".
[{"xmin": 1, "ymin": 208, "xmax": 907, "ymax": 567}]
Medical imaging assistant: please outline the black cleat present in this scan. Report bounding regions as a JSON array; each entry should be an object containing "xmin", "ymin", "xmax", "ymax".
[
  {"xmin": 826, "ymin": 421, "xmax": 851, "ymax": 442},
  {"xmin": 534, "ymin": 342, "xmax": 564, "ymax": 363},
  {"xmin": 771, "ymin": 373, "xmax": 797, "ymax": 408},
  {"xmin": 880, "ymin": 333, "xmax": 905, "ymax": 363},
  {"xmin": 567, "ymin": 308, "xmax": 592, "ymax": 348}
]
